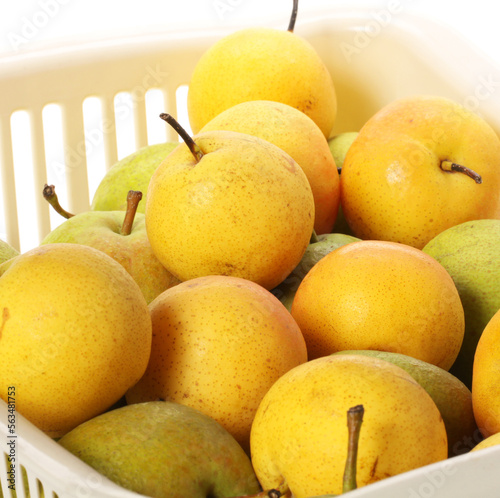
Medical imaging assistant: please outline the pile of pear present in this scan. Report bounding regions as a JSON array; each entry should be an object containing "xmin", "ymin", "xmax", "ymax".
[{"xmin": 2, "ymin": 1, "xmax": 500, "ymax": 497}]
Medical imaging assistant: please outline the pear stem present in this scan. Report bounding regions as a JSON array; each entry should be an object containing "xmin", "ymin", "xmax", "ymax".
[
  {"xmin": 42, "ymin": 184, "xmax": 74, "ymax": 219},
  {"xmin": 120, "ymin": 190, "xmax": 142, "ymax": 235},
  {"xmin": 342, "ymin": 404, "xmax": 364, "ymax": 493},
  {"xmin": 233, "ymin": 480, "xmax": 289, "ymax": 498},
  {"xmin": 159, "ymin": 113, "xmax": 203, "ymax": 162},
  {"xmin": 287, "ymin": 0, "xmax": 299, "ymax": 32},
  {"xmin": 310, "ymin": 230, "xmax": 319, "ymax": 244},
  {"xmin": 440, "ymin": 160, "xmax": 482, "ymax": 184}
]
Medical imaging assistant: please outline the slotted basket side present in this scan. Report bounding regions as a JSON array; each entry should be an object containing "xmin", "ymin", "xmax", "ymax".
[
  {"xmin": 0, "ymin": 398, "xmax": 147, "ymax": 498},
  {"xmin": 0, "ymin": 31, "xmax": 209, "ymax": 252}
]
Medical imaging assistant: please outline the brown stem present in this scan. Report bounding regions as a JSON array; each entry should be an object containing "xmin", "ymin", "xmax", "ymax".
[
  {"xmin": 159, "ymin": 113, "xmax": 203, "ymax": 162},
  {"xmin": 287, "ymin": 0, "xmax": 299, "ymax": 32},
  {"xmin": 342, "ymin": 404, "xmax": 364, "ymax": 493},
  {"xmin": 42, "ymin": 184, "xmax": 74, "ymax": 219},
  {"xmin": 440, "ymin": 160, "xmax": 482, "ymax": 184},
  {"xmin": 310, "ymin": 229, "xmax": 319, "ymax": 244},
  {"xmin": 121, "ymin": 190, "xmax": 142, "ymax": 235},
  {"xmin": 233, "ymin": 481, "xmax": 289, "ymax": 498}
]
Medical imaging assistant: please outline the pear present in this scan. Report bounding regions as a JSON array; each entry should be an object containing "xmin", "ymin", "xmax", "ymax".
[
  {"xmin": 328, "ymin": 132, "xmax": 358, "ymax": 236},
  {"xmin": 91, "ymin": 141, "xmax": 179, "ymax": 213},
  {"xmin": 200, "ymin": 100, "xmax": 340, "ymax": 235},
  {"xmin": 145, "ymin": 114, "xmax": 315, "ymax": 291},
  {"xmin": 272, "ymin": 232, "xmax": 360, "ymax": 311},
  {"xmin": 58, "ymin": 401, "xmax": 261, "ymax": 498},
  {"xmin": 470, "ymin": 432, "xmax": 500, "ymax": 452},
  {"xmin": 333, "ymin": 350, "xmax": 479, "ymax": 456},
  {"xmin": 126, "ymin": 274, "xmax": 307, "ymax": 455},
  {"xmin": 423, "ymin": 219, "xmax": 500, "ymax": 388},
  {"xmin": 0, "ymin": 238, "xmax": 19, "ymax": 264},
  {"xmin": 291, "ymin": 239, "xmax": 465, "ymax": 369},
  {"xmin": 42, "ymin": 185, "xmax": 180, "ymax": 304},
  {"xmin": 472, "ymin": 307, "xmax": 500, "ymax": 438},
  {"xmin": 328, "ymin": 131, "xmax": 359, "ymax": 173},
  {"xmin": 0, "ymin": 243, "xmax": 152, "ymax": 438},
  {"xmin": 0, "ymin": 257, "xmax": 17, "ymax": 277},
  {"xmin": 340, "ymin": 95, "xmax": 500, "ymax": 249},
  {"xmin": 246, "ymin": 405, "xmax": 365, "ymax": 498},
  {"xmin": 250, "ymin": 354, "xmax": 447, "ymax": 497},
  {"xmin": 187, "ymin": 0, "xmax": 337, "ymax": 138}
]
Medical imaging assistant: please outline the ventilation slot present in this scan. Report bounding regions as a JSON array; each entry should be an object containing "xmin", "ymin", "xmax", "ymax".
[{"xmin": 10, "ymin": 110, "xmax": 40, "ymax": 253}]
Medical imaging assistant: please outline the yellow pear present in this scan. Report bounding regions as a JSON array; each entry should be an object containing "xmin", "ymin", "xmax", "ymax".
[
  {"xmin": 126, "ymin": 275, "xmax": 307, "ymax": 454},
  {"xmin": 340, "ymin": 95, "xmax": 500, "ymax": 249},
  {"xmin": 333, "ymin": 350, "xmax": 479, "ymax": 457},
  {"xmin": 145, "ymin": 116, "xmax": 314, "ymax": 291},
  {"xmin": 291, "ymin": 240, "xmax": 465, "ymax": 370},
  {"xmin": 0, "ymin": 243, "xmax": 152, "ymax": 438},
  {"xmin": 470, "ymin": 432, "xmax": 500, "ymax": 452},
  {"xmin": 200, "ymin": 100, "xmax": 340, "ymax": 235},
  {"xmin": 250, "ymin": 354, "xmax": 448, "ymax": 498},
  {"xmin": 472, "ymin": 307, "xmax": 500, "ymax": 438},
  {"xmin": 186, "ymin": 1, "xmax": 337, "ymax": 138}
]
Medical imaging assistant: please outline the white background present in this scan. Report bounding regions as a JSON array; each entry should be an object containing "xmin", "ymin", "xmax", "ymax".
[{"xmin": 1, "ymin": 1, "xmax": 499, "ymax": 66}]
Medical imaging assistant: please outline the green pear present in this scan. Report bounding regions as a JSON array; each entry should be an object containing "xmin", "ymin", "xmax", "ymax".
[
  {"xmin": 91, "ymin": 141, "xmax": 179, "ymax": 213},
  {"xmin": 333, "ymin": 350, "xmax": 479, "ymax": 457},
  {"xmin": 328, "ymin": 131, "xmax": 359, "ymax": 237},
  {"xmin": 0, "ymin": 238, "xmax": 19, "ymax": 264},
  {"xmin": 42, "ymin": 186, "xmax": 180, "ymax": 304},
  {"xmin": 328, "ymin": 131, "xmax": 359, "ymax": 173},
  {"xmin": 272, "ymin": 232, "xmax": 360, "ymax": 311},
  {"xmin": 422, "ymin": 219, "xmax": 500, "ymax": 388},
  {"xmin": 58, "ymin": 400, "xmax": 261, "ymax": 498}
]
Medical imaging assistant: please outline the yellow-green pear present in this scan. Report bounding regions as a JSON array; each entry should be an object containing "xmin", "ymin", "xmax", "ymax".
[
  {"xmin": 272, "ymin": 232, "xmax": 360, "ymax": 311},
  {"xmin": 0, "ymin": 238, "xmax": 19, "ymax": 264},
  {"xmin": 145, "ymin": 115, "xmax": 315, "ymax": 291},
  {"xmin": 0, "ymin": 258, "xmax": 14, "ymax": 276},
  {"xmin": 200, "ymin": 100, "xmax": 340, "ymax": 235},
  {"xmin": 340, "ymin": 95, "xmax": 500, "ymax": 249},
  {"xmin": 328, "ymin": 131, "xmax": 358, "ymax": 236},
  {"xmin": 423, "ymin": 219, "xmax": 500, "ymax": 388},
  {"xmin": 0, "ymin": 243, "xmax": 152, "ymax": 438},
  {"xmin": 42, "ymin": 188, "xmax": 180, "ymax": 304},
  {"xmin": 250, "ymin": 354, "xmax": 448, "ymax": 498},
  {"xmin": 333, "ymin": 350, "xmax": 479, "ymax": 457},
  {"xmin": 91, "ymin": 141, "xmax": 179, "ymax": 213},
  {"xmin": 328, "ymin": 131, "xmax": 359, "ymax": 172},
  {"xmin": 187, "ymin": 0, "xmax": 337, "ymax": 138},
  {"xmin": 58, "ymin": 401, "xmax": 261, "ymax": 498}
]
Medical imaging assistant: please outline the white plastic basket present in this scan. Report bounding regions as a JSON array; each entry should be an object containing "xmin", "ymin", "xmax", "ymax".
[{"xmin": 1, "ymin": 7, "xmax": 500, "ymax": 498}]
